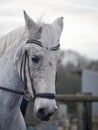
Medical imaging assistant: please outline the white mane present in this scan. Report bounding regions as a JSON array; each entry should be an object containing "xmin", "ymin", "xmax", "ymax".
[{"xmin": 0, "ymin": 27, "xmax": 25, "ymax": 57}]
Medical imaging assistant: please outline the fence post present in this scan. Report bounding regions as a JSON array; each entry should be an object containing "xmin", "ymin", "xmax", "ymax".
[{"xmin": 77, "ymin": 93, "xmax": 92, "ymax": 130}]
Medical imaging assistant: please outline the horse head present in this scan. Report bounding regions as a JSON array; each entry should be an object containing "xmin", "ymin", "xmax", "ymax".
[{"xmin": 14, "ymin": 11, "xmax": 63, "ymax": 121}]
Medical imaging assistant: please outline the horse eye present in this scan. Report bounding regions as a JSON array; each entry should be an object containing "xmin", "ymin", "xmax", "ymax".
[{"xmin": 32, "ymin": 56, "xmax": 40, "ymax": 63}]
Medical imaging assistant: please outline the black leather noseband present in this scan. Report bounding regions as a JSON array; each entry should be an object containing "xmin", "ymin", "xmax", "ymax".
[{"xmin": 35, "ymin": 93, "xmax": 56, "ymax": 100}]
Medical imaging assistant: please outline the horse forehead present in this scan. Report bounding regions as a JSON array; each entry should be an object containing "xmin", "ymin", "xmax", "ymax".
[
  {"xmin": 43, "ymin": 52, "xmax": 57, "ymax": 66},
  {"xmin": 28, "ymin": 44, "xmax": 57, "ymax": 58}
]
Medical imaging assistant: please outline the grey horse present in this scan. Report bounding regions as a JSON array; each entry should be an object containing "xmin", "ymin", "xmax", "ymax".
[{"xmin": 0, "ymin": 11, "xmax": 63, "ymax": 130}]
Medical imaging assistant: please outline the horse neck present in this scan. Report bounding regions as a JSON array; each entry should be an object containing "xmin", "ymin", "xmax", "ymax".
[
  {"xmin": 0, "ymin": 46, "xmax": 24, "ymax": 107},
  {"xmin": 0, "ymin": 27, "xmax": 25, "ymax": 57}
]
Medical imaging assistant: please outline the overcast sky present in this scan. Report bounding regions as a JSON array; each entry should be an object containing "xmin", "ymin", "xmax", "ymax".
[{"xmin": 0, "ymin": 0, "xmax": 98, "ymax": 59}]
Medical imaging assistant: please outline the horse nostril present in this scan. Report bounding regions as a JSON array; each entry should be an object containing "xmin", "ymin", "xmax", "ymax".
[
  {"xmin": 37, "ymin": 108, "xmax": 47, "ymax": 117},
  {"xmin": 36, "ymin": 107, "xmax": 58, "ymax": 121},
  {"xmin": 55, "ymin": 107, "xmax": 58, "ymax": 112}
]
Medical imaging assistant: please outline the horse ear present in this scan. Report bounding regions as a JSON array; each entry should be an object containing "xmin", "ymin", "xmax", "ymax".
[
  {"xmin": 23, "ymin": 11, "xmax": 39, "ymax": 38},
  {"xmin": 52, "ymin": 17, "xmax": 64, "ymax": 34}
]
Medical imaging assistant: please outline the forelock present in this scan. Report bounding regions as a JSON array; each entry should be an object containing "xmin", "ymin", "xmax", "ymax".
[{"xmin": 36, "ymin": 23, "xmax": 58, "ymax": 49}]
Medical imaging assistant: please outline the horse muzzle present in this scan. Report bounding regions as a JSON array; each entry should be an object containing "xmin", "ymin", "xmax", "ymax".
[
  {"xmin": 36, "ymin": 106, "xmax": 57, "ymax": 121},
  {"xmin": 34, "ymin": 95, "xmax": 57, "ymax": 121}
]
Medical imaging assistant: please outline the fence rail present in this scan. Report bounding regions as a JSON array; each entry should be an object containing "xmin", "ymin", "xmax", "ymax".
[
  {"xmin": 56, "ymin": 94, "xmax": 98, "ymax": 130},
  {"xmin": 56, "ymin": 94, "xmax": 98, "ymax": 102}
]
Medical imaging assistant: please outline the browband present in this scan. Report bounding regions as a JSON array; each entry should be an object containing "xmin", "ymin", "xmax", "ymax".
[{"xmin": 26, "ymin": 39, "xmax": 60, "ymax": 51}]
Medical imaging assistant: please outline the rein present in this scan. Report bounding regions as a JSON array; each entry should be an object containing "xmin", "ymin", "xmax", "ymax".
[
  {"xmin": 0, "ymin": 39, "xmax": 60, "ymax": 101},
  {"xmin": 0, "ymin": 86, "xmax": 24, "ymax": 95}
]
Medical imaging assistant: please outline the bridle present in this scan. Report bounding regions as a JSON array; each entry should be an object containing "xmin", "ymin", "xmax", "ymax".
[{"xmin": 0, "ymin": 39, "xmax": 60, "ymax": 102}]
